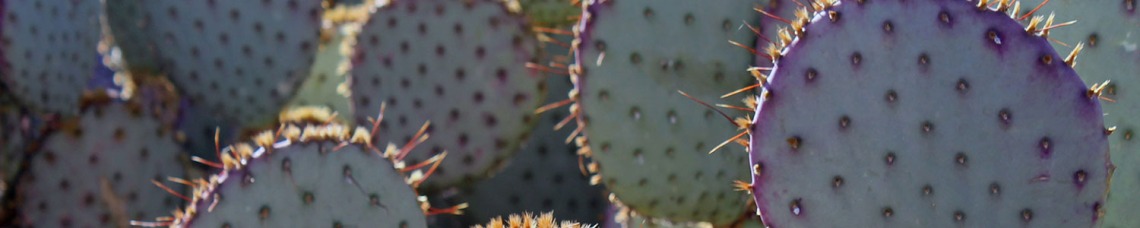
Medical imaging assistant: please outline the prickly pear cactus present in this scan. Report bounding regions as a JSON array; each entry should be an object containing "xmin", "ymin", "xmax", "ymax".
[
  {"xmin": 746, "ymin": 0, "xmax": 1111, "ymax": 226},
  {"xmin": 352, "ymin": 0, "xmax": 545, "ymax": 189},
  {"xmin": 139, "ymin": 108, "xmax": 440, "ymax": 227},
  {"xmin": 1012, "ymin": 0, "xmax": 1140, "ymax": 226},
  {"xmin": 105, "ymin": 0, "xmax": 322, "ymax": 127},
  {"xmin": 568, "ymin": 0, "xmax": 760, "ymax": 225},
  {"xmin": 1, "ymin": 0, "xmax": 101, "ymax": 115},
  {"xmin": 18, "ymin": 97, "xmax": 186, "ymax": 227}
]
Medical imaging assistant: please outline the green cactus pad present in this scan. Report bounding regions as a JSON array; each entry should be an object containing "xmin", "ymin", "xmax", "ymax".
[
  {"xmin": 569, "ymin": 0, "xmax": 761, "ymax": 225},
  {"xmin": 748, "ymin": 0, "xmax": 1111, "ymax": 226},
  {"xmin": 352, "ymin": 0, "xmax": 546, "ymax": 190},
  {"xmin": 1, "ymin": 0, "xmax": 101, "ymax": 115},
  {"xmin": 285, "ymin": 25, "xmax": 358, "ymax": 124},
  {"xmin": 152, "ymin": 116, "xmax": 430, "ymax": 227},
  {"xmin": 1013, "ymin": 0, "xmax": 1140, "ymax": 226},
  {"xmin": 18, "ymin": 100, "xmax": 186, "ymax": 227},
  {"xmin": 105, "ymin": 0, "xmax": 323, "ymax": 126}
]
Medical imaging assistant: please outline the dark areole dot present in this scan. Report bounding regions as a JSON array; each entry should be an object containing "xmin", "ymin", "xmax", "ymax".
[
  {"xmin": 789, "ymin": 198, "xmax": 803, "ymax": 216},
  {"xmin": 303, "ymin": 191, "xmax": 315, "ymax": 205},
  {"xmin": 956, "ymin": 78, "xmax": 970, "ymax": 94},
  {"xmin": 986, "ymin": 29, "xmax": 1001, "ymax": 45},
  {"xmin": 1074, "ymin": 170, "xmax": 1088, "ymax": 186},
  {"xmin": 787, "ymin": 136, "xmax": 801, "ymax": 150},
  {"xmin": 1021, "ymin": 209, "xmax": 1033, "ymax": 222},
  {"xmin": 999, "ymin": 108, "xmax": 1011, "ymax": 125},
  {"xmin": 259, "ymin": 205, "xmax": 270, "ymax": 220}
]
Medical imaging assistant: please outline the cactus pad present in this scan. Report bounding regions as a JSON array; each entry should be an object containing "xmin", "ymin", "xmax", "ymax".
[
  {"xmin": 352, "ymin": 0, "xmax": 545, "ymax": 189},
  {"xmin": 1013, "ymin": 0, "xmax": 1140, "ymax": 226},
  {"xmin": 747, "ymin": 0, "xmax": 1111, "ymax": 226},
  {"xmin": 569, "ymin": 0, "xmax": 760, "ymax": 224},
  {"xmin": 143, "ymin": 108, "xmax": 439, "ymax": 227},
  {"xmin": 19, "ymin": 99, "xmax": 186, "ymax": 227},
  {"xmin": 105, "ymin": 0, "xmax": 322, "ymax": 126},
  {"xmin": 1, "ymin": 0, "xmax": 101, "ymax": 115}
]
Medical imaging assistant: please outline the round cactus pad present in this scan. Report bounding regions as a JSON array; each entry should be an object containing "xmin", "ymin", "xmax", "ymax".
[
  {"xmin": 748, "ymin": 0, "xmax": 1112, "ymax": 226},
  {"xmin": 572, "ymin": 0, "xmax": 761, "ymax": 224}
]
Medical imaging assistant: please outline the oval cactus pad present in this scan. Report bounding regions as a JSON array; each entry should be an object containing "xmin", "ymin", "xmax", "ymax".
[
  {"xmin": 139, "ymin": 108, "xmax": 452, "ymax": 227},
  {"xmin": 570, "ymin": 0, "xmax": 762, "ymax": 225},
  {"xmin": 748, "ymin": 0, "xmax": 1112, "ymax": 227}
]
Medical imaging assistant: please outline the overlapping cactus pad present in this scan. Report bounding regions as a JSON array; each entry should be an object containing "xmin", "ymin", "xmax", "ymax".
[
  {"xmin": 142, "ymin": 108, "xmax": 443, "ymax": 227},
  {"xmin": 1, "ymin": 0, "xmax": 101, "ymax": 115},
  {"xmin": 352, "ymin": 0, "xmax": 545, "ymax": 189},
  {"xmin": 19, "ymin": 99, "xmax": 186, "ymax": 227},
  {"xmin": 106, "ymin": 0, "xmax": 322, "ymax": 126},
  {"xmin": 570, "ymin": 0, "xmax": 761, "ymax": 225},
  {"xmin": 748, "ymin": 0, "xmax": 1112, "ymax": 226}
]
